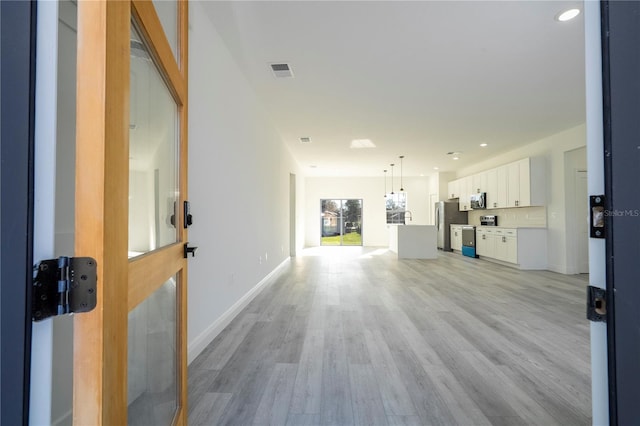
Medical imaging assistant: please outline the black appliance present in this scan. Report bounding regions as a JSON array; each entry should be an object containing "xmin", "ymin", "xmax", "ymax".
[
  {"xmin": 461, "ymin": 226, "xmax": 478, "ymax": 258},
  {"xmin": 480, "ymin": 215, "xmax": 498, "ymax": 226},
  {"xmin": 470, "ymin": 192, "xmax": 487, "ymax": 209}
]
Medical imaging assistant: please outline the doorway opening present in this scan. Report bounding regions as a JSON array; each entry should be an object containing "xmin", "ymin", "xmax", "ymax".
[{"xmin": 320, "ymin": 199, "xmax": 363, "ymax": 246}]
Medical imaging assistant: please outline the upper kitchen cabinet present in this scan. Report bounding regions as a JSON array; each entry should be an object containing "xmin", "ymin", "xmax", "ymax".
[
  {"xmin": 506, "ymin": 157, "xmax": 546, "ymax": 208},
  {"xmin": 486, "ymin": 168, "xmax": 498, "ymax": 208},
  {"xmin": 450, "ymin": 156, "xmax": 546, "ymax": 210},
  {"xmin": 458, "ymin": 176, "xmax": 473, "ymax": 211},
  {"xmin": 471, "ymin": 172, "xmax": 488, "ymax": 195},
  {"xmin": 447, "ymin": 178, "xmax": 461, "ymax": 200},
  {"xmin": 496, "ymin": 165, "xmax": 509, "ymax": 208}
]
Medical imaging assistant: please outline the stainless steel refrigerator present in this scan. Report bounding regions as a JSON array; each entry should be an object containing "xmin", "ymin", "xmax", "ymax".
[{"xmin": 435, "ymin": 201, "xmax": 468, "ymax": 251}]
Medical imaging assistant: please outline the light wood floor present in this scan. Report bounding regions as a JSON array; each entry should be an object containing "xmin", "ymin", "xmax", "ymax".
[{"xmin": 188, "ymin": 247, "xmax": 591, "ymax": 426}]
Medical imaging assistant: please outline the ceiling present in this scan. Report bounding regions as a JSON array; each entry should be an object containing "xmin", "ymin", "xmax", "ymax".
[{"xmin": 201, "ymin": 1, "xmax": 586, "ymax": 177}]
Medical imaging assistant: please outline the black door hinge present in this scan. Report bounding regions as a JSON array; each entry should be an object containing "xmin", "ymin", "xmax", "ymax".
[{"xmin": 32, "ymin": 257, "xmax": 97, "ymax": 322}]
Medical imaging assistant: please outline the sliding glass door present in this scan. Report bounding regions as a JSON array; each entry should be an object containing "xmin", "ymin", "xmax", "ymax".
[{"xmin": 320, "ymin": 199, "xmax": 362, "ymax": 246}]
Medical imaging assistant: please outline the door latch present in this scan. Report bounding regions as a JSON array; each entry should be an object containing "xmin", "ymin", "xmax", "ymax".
[
  {"xmin": 590, "ymin": 195, "xmax": 605, "ymax": 238},
  {"xmin": 587, "ymin": 285, "xmax": 606, "ymax": 322},
  {"xmin": 184, "ymin": 201, "xmax": 193, "ymax": 228},
  {"xmin": 184, "ymin": 243, "xmax": 198, "ymax": 258},
  {"xmin": 32, "ymin": 257, "xmax": 97, "ymax": 322}
]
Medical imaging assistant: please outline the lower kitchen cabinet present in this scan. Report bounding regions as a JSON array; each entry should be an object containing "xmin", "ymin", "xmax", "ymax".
[
  {"xmin": 476, "ymin": 228, "xmax": 496, "ymax": 257},
  {"xmin": 450, "ymin": 225, "xmax": 463, "ymax": 252},
  {"xmin": 476, "ymin": 227, "xmax": 546, "ymax": 270}
]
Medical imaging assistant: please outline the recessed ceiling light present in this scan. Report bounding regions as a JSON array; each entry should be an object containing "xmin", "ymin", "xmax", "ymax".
[
  {"xmin": 309, "ymin": 165, "xmax": 317, "ymax": 168},
  {"xmin": 433, "ymin": 167, "xmax": 439, "ymax": 170},
  {"xmin": 480, "ymin": 143, "xmax": 488, "ymax": 147},
  {"xmin": 453, "ymin": 157, "xmax": 459, "ymax": 160},
  {"xmin": 350, "ymin": 139, "xmax": 376, "ymax": 148},
  {"xmin": 556, "ymin": 8, "xmax": 580, "ymax": 22},
  {"xmin": 420, "ymin": 174, "xmax": 425, "ymax": 177}
]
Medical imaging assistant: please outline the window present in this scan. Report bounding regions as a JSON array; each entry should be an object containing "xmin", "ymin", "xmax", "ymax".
[
  {"xmin": 320, "ymin": 199, "xmax": 363, "ymax": 246},
  {"xmin": 386, "ymin": 192, "xmax": 407, "ymax": 224}
]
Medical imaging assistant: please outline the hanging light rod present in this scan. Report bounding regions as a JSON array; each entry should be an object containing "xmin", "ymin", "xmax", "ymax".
[
  {"xmin": 399, "ymin": 155, "xmax": 405, "ymax": 192},
  {"xmin": 390, "ymin": 163, "xmax": 395, "ymax": 194},
  {"xmin": 383, "ymin": 169, "xmax": 388, "ymax": 197}
]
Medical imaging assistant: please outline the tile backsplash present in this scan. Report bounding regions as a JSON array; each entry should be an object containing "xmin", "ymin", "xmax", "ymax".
[{"xmin": 468, "ymin": 206, "xmax": 547, "ymax": 228}]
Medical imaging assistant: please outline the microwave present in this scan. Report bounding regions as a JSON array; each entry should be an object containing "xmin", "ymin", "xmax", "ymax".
[{"xmin": 470, "ymin": 192, "xmax": 487, "ymax": 209}]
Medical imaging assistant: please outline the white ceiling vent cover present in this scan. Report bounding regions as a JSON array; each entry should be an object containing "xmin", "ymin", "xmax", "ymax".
[
  {"xmin": 270, "ymin": 63, "xmax": 294, "ymax": 78},
  {"xmin": 300, "ymin": 137, "xmax": 312, "ymax": 143}
]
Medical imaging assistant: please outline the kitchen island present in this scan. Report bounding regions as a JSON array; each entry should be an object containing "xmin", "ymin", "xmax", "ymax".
[{"xmin": 388, "ymin": 225, "xmax": 438, "ymax": 259}]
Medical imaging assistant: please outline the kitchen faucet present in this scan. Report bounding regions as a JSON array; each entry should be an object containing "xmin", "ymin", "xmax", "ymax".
[{"xmin": 404, "ymin": 211, "xmax": 413, "ymax": 222}]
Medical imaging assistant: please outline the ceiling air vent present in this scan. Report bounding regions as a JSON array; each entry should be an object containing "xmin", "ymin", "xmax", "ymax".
[
  {"xmin": 300, "ymin": 137, "xmax": 312, "ymax": 143},
  {"xmin": 270, "ymin": 63, "xmax": 294, "ymax": 78}
]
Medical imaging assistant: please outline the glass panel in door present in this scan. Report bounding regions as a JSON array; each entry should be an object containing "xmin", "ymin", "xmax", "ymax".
[
  {"xmin": 128, "ymin": 275, "xmax": 178, "ymax": 425},
  {"xmin": 151, "ymin": 0, "xmax": 179, "ymax": 62},
  {"xmin": 128, "ymin": 23, "xmax": 179, "ymax": 259},
  {"xmin": 320, "ymin": 199, "xmax": 363, "ymax": 246},
  {"xmin": 321, "ymin": 199, "xmax": 342, "ymax": 245},
  {"xmin": 127, "ymin": 19, "xmax": 180, "ymax": 424},
  {"xmin": 342, "ymin": 199, "xmax": 363, "ymax": 246}
]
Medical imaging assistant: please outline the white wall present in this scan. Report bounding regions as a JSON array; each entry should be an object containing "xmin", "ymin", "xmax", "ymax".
[
  {"xmin": 456, "ymin": 124, "xmax": 586, "ymax": 273},
  {"xmin": 187, "ymin": 2, "xmax": 304, "ymax": 361},
  {"xmin": 304, "ymin": 176, "xmax": 430, "ymax": 247},
  {"xmin": 564, "ymin": 147, "xmax": 588, "ymax": 275}
]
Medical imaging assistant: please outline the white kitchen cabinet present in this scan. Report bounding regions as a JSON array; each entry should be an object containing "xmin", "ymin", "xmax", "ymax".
[
  {"xmin": 507, "ymin": 162, "xmax": 520, "ymax": 208},
  {"xmin": 472, "ymin": 172, "xmax": 488, "ymax": 195},
  {"xmin": 504, "ymin": 231, "xmax": 518, "ymax": 264},
  {"xmin": 453, "ymin": 157, "xmax": 545, "ymax": 210},
  {"xmin": 450, "ymin": 225, "xmax": 463, "ymax": 251},
  {"xmin": 494, "ymin": 229, "xmax": 509, "ymax": 260},
  {"xmin": 486, "ymin": 168, "xmax": 498, "ymax": 208},
  {"xmin": 476, "ymin": 227, "xmax": 546, "ymax": 269},
  {"xmin": 458, "ymin": 176, "xmax": 473, "ymax": 211},
  {"xmin": 447, "ymin": 179, "xmax": 460, "ymax": 200},
  {"xmin": 476, "ymin": 228, "xmax": 496, "ymax": 257},
  {"xmin": 515, "ymin": 157, "xmax": 545, "ymax": 207},
  {"xmin": 504, "ymin": 158, "xmax": 546, "ymax": 208},
  {"xmin": 496, "ymin": 165, "xmax": 508, "ymax": 209}
]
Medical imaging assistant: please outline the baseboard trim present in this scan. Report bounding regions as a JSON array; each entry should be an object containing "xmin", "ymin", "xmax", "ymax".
[{"xmin": 187, "ymin": 257, "xmax": 291, "ymax": 364}]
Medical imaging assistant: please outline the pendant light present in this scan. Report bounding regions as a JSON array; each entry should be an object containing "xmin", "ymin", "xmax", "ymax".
[
  {"xmin": 399, "ymin": 155, "xmax": 405, "ymax": 191},
  {"xmin": 390, "ymin": 163, "xmax": 395, "ymax": 194},
  {"xmin": 383, "ymin": 169, "xmax": 388, "ymax": 197}
]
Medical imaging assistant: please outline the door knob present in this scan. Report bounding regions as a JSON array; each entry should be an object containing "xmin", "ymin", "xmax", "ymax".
[{"xmin": 183, "ymin": 243, "xmax": 198, "ymax": 258}]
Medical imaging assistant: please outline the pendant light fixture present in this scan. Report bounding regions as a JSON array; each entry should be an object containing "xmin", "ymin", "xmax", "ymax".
[
  {"xmin": 390, "ymin": 163, "xmax": 395, "ymax": 194},
  {"xmin": 383, "ymin": 169, "xmax": 388, "ymax": 197},
  {"xmin": 399, "ymin": 155, "xmax": 405, "ymax": 191}
]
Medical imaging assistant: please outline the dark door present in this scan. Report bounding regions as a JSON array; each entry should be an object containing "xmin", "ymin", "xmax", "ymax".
[
  {"xmin": 601, "ymin": 1, "xmax": 640, "ymax": 424},
  {"xmin": 0, "ymin": 1, "xmax": 37, "ymax": 424}
]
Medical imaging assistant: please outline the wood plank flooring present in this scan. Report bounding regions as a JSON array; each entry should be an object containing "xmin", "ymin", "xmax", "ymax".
[{"xmin": 188, "ymin": 247, "xmax": 591, "ymax": 426}]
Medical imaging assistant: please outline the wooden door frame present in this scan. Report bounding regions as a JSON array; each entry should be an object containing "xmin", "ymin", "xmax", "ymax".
[{"xmin": 73, "ymin": 1, "xmax": 188, "ymax": 424}]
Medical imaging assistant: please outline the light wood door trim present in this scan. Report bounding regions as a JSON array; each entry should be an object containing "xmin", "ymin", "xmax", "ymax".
[
  {"xmin": 177, "ymin": 1, "xmax": 189, "ymax": 423},
  {"xmin": 73, "ymin": 1, "xmax": 130, "ymax": 424},
  {"xmin": 74, "ymin": 1, "xmax": 189, "ymax": 424},
  {"xmin": 132, "ymin": 0, "xmax": 186, "ymax": 104},
  {"xmin": 128, "ymin": 244, "xmax": 186, "ymax": 311}
]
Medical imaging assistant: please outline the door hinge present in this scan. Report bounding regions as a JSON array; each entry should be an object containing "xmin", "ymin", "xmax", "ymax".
[
  {"xmin": 587, "ymin": 285, "xmax": 606, "ymax": 322},
  {"xmin": 32, "ymin": 257, "xmax": 97, "ymax": 322}
]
